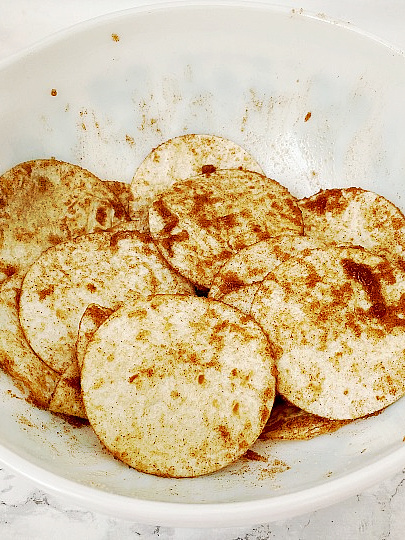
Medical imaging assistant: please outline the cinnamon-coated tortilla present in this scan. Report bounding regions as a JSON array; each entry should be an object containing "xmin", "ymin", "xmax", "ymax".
[
  {"xmin": 82, "ymin": 295, "xmax": 276, "ymax": 477},
  {"xmin": 130, "ymin": 134, "xmax": 264, "ymax": 231},
  {"xmin": 19, "ymin": 230, "xmax": 195, "ymax": 374},
  {"xmin": 149, "ymin": 169, "xmax": 303, "ymax": 288},
  {"xmin": 251, "ymin": 245, "xmax": 405, "ymax": 419}
]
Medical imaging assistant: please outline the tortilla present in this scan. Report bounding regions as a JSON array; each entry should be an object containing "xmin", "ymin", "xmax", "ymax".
[
  {"xmin": 49, "ymin": 304, "xmax": 114, "ymax": 418},
  {"xmin": 76, "ymin": 304, "xmax": 114, "ymax": 370},
  {"xmin": 250, "ymin": 245, "xmax": 405, "ymax": 419},
  {"xmin": 259, "ymin": 397, "xmax": 350, "ymax": 440},
  {"xmin": 149, "ymin": 169, "xmax": 303, "ymax": 288},
  {"xmin": 81, "ymin": 295, "xmax": 276, "ymax": 477},
  {"xmin": 19, "ymin": 230, "xmax": 195, "ymax": 374},
  {"xmin": 299, "ymin": 187, "xmax": 405, "ymax": 271},
  {"xmin": 0, "ymin": 159, "xmax": 128, "ymax": 278},
  {"xmin": 48, "ymin": 362, "xmax": 86, "ymax": 418},
  {"xmin": 209, "ymin": 234, "xmax": 326, "ymax": 313},
  {"xmin": 0, "ymin": 274, "xmax": 59, "ymax": 408},
  {"xmin": 129, "ymin": 134, "xmax": 264, "ymax": 231}
]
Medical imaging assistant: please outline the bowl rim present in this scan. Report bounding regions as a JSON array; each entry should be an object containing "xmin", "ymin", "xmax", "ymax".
[
  {"xmin": 0, "ymin": 0, "xmax": 403, "ymax": 71},
  {"xmin": 2, "ymin": 437, "xmax": 405, "ymax": 527}
]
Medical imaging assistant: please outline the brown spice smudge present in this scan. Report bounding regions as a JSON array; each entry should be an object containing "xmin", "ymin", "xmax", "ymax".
[
  {"xmin": 201, "ymin": 164, "xmax": 217, "ymax": 175},
  {"xmin": 259, "ymin": 459, "xmax": 290, "ymax": 480},
  {"xmin": 341, "ymin": 258, "xmax": 405, "ymax": 330},
  {"xmin": 244, "ymin": 449, "xmax": 267, "ymax": 462},
  {"xmin": 217, "ymin": 424, "xmax": 231, "ymax": 443},
  {"xmin": 38, "ymin": 285, "xmax": 55, "ymax": 300},
  {"xmin": 95, "ymin": 206, "xmax": 108, "ymax": 227},
  {"xmin": 302, "ymin": 188, "xmax": 350, "ymax": 215},
  {"xmin": 64, "ymin": 376, "xmax": 81, "ymax": 392}
]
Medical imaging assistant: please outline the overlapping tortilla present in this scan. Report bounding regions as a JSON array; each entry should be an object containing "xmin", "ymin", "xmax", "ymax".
[
  {"xmin": 130, "ymin": 134, "xmax": 264, "ymax": 231},
  {"xmin": 0, "ymin": 159, "xmax": 128, "ymax": 278},
  {"xmin": 81, "ymin": 295, "xmax": 276, "ymax": 477},
  {"xmin": 299, "ymin": 187, "xmax": 405, "ymax": 270},
  {"xmin": 149, "ymin": 169, "xmax": 303, "ymax": 289},
  {"xmin": 48, "ymin": 304, "xmax": 114, "ymax": 418},
  {"xmin": 0, "ymin": 274, "xmax": 59, "ymax": 408},
  {"xmin": 209, "ymin": 234, "xmax": 326, "ymax": 313},
  {"xmin": 19, "ymin": 230, "xmax": 195, "ymax": 374},
  {"xmin": 251, "ymin": 245, "xmax": 405, "ymax": 419}
]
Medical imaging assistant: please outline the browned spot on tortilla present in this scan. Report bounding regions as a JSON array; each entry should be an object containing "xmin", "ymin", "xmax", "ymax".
[{"xmin": 47, "ymin": 233, "xmax": 64, "ymax": 245}]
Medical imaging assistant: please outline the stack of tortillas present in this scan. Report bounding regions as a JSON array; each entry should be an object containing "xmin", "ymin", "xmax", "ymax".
[
  {"xmin": 3, "ymin": 134, "xmax": 405, "ymax": 477},
  {"xmin": 0, "ymin": 159, "xmax": 130, "ymax": 407}
]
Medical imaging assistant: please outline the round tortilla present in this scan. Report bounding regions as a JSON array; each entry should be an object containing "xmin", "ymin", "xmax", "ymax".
[
  {"xmin": 81, "ymin": 295, "xmax": 276, "ymax": 477},
  {"xmin": 299, "ymin": 187, "xmax": 405, "ymax": 271},
  {"xmin": 0, "ymin": 159, "xmax": 128, "ymax": 278},
  {"xmin": 149, "ymin": 169, "xmax": 303, "ymax": 288},
  {"xmin": 129, "ymin": 134, "xmax": 264, "ymax": 231},
  {"xmin": 250, "ymin": 245, "xmax": 405, "ymax": 420},
  {"xmin": 19, "ymin": 230, "xmax": 195, "ymax": 374}
]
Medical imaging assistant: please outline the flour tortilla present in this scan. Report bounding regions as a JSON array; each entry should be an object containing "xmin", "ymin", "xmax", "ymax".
[
  {"xmin": 76, "ymin": 304, "xmax": 114, "ymax": 370},
  {"xmin": 259, "ymin": 398, "xmax": 350, "ymax": 440},
  {"xmin": 0, "ymin": 159, "xmax": 128, "ymax": 278},
  {"xmin": 209, "ymin": 234, "xmax": 325, "ymax": 313},
  {"xmin": 299, "ymin": 187, "xmax": 405, "ymax": 271},
  {"xmin": 81, "ymin": 295, "xmax": 276, "ymax": 477},
  {"xmin": 0, "ymin": 274, "xmax": 59, "ymax": 408},
  {"xmin": 48, "ymin": 362, "xmax": 86, "ymax": 418},
  {"xmin": 49, "ymin": 304, "xmax": 114, "ymax": 418},
  {"xmin": 149, "ymin": 169, "xmax": 303, "ymax": 288},
  {"xmin": 250, "ymin": 245, "xmax": 405, "ymax": 419},
  {"xmin": 19, "ymin": 230, "xmax": 195, "ymax": 374},
  {"xmin": 130, "ymin": 134, "xmax": 264, "ymax": 231}
]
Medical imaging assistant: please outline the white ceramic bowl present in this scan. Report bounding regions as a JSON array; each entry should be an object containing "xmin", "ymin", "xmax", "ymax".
[{"xmin": 1, "ymin": 1, "xmax": 405, "ymax": 528}]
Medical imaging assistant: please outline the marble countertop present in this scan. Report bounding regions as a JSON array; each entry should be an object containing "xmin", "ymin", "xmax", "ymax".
[{"xmin": 2, "ymin": 1, "xmax": 405, "ymax": 538}]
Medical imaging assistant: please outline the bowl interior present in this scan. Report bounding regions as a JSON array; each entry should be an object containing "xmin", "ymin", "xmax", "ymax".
[{"xmin": 1, "ymin": 2, "xmax": 405, "ymax": 527}]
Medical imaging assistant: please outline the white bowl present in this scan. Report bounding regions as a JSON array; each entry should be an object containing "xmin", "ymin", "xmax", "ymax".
[{"xmin": 1, "ymin": 1, "xmax": 405, "ymax": 528}]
